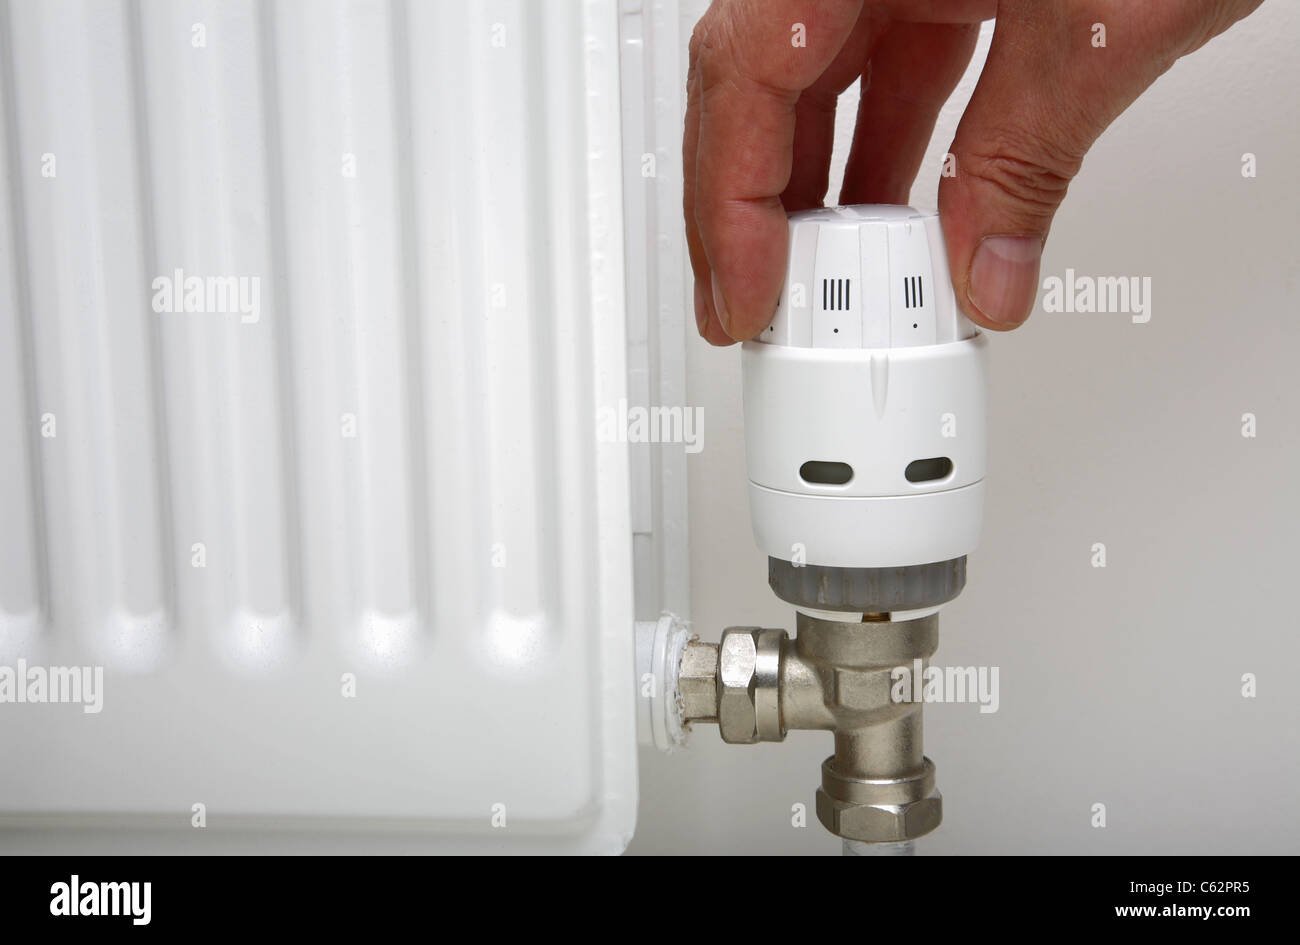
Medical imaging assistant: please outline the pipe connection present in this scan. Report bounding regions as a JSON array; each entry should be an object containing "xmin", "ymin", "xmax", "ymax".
[{"xmin": 679, "ymin": 608, "xmax": 943, "ymax": 844}]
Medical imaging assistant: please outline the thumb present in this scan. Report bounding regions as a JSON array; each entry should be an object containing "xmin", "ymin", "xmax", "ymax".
[{"xmin": 938, "ymin": 3, "xmax": 1180, "ymax": 330}]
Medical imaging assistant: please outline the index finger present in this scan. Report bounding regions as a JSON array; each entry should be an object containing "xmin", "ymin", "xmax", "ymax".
[{"xmin": 687, "ymin": 0, "xmax": 863, "ymax": 340}]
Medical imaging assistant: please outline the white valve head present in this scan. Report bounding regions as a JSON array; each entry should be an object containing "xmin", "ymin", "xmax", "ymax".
[{"xmin": 743, "ymin": 205, "xmax": 989, "ymax": 574}]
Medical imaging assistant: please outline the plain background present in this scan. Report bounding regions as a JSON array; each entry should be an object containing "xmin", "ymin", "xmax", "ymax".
[{"xmin": 629, "ymin": 2, "xmax": 1300, "ymax": 855}]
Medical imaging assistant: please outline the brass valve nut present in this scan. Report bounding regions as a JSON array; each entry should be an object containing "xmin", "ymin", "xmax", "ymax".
[
  {"xmin": 814, "ymin": 756, "xmax": 943, "ymax": 842},
  {"xmin": 678, "ymin": 640, "xmax": 719, "ymax": 723},
  {"xmin": 717, "ymin": 627, "xmax": 786, "ymax": 744}
]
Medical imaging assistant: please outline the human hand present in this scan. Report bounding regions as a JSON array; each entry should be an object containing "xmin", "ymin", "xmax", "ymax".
[{"xmin": 684, "ymin": 0, "xmax": 1263, "ymax": 344}]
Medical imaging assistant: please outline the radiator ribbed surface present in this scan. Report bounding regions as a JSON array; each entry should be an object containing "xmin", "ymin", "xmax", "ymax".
[{"xmin": 0, "ymin": 0, "xmax": 636, "ymax": 851}]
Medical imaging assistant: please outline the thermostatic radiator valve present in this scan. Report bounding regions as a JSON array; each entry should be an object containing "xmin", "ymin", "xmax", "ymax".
[
  {"xmin": 744, "ymin": 204, "xmax": 987, "ymax": 572},
  {"xmin": 675, "ymin": 206, "xmax": 989, "ymax": 851}
]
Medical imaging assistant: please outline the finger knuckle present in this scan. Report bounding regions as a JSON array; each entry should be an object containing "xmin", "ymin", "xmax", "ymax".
[
  {"xmin": 688, "ymin": 17, "xmax": 707, "ymax": 60},
  {"xmin": 962, "ymin": 132, "xmax": 1082, "ymax": 215},
  {"xmin": 689, "ymin": 10, "xmax": 730, "ymax": 66},
  {"xmin": 690, "ymin": 7, "xmax": 752, "ymax": 95}
]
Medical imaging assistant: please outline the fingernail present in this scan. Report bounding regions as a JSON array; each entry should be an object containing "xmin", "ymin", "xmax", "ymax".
[
  {"xmin": 967, "ymin": 235, "xmax": 1042, "ymax": 327},
  {"xmin": 711, "ymin": 279, "xmax": 732, "ymax": 337},
  {"xmin": 694, "ymin": 281, "xmax": 709, "ymax": 335}
]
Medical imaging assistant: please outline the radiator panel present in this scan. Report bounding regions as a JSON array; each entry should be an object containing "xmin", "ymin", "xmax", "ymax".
[{"xmin": 0, "ymin": 0, "xmax": 637, "ymax": 853}]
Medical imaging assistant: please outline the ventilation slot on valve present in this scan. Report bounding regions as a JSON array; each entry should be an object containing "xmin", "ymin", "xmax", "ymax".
[
  {"xmin": 799, "ymin": 461, "xmax": 854, "ymax": 486},
  {"xmin": 904, "ymin": 457, "xmax": 953, "ymax": 483}
]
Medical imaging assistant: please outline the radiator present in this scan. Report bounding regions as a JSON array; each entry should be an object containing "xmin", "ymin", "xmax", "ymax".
[{"xmin": 0, "ymin": 0, "xmax": 686, "ymax": 854}]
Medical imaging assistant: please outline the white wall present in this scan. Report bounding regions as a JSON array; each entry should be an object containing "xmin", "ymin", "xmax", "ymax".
[{"xmin": 630, "ymin": 2, "xmax": 1300, "ymax": 855}]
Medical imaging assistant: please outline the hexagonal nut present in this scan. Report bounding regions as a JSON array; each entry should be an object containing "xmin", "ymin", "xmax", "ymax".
[
  {"xmin": 816, "ymin": 789, "xmax": 942, "ymax": 842},
  {"xmin": 678, "ymin": 641, "xmax": 718, "ymax": 722},
  {"xmin": 717, "ymin": 628, "xmax": 761, "ymax": 744}
]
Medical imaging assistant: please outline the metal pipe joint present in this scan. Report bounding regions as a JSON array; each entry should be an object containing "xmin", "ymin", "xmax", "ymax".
[{"xmin": 679, "ymin": 610, "xmax": 943, "ymax": 844}]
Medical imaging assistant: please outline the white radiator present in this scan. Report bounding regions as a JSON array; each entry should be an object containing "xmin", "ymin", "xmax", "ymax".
[{"xmin": 0, "ymin": 0, "xmax": 688, "ymax": 854}]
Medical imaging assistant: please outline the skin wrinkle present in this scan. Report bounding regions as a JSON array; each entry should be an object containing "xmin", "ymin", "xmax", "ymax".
[
  {"xmin": 729, "ymin": 0, "xmax": 860, "ymax": 93},
  {"xmin": 962, "ymin": 152, "xmax": 1074, "ymax": 218},
  {"xmin": 696, "ymin": 106, "xmax": 794, "ymax": 201}
]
